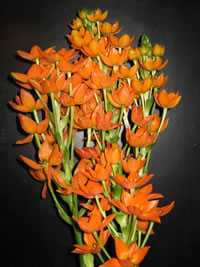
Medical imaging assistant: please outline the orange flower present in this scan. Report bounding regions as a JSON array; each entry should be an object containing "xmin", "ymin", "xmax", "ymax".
[
  {"xmin": 86, "ymin": 8, "xmax": 108, "ymax": 22},
  {"xmin": 131, "ymin": 76, "xmax": 153, "ymax": 94},
  {"xmin": 107, "ymin": 82, "xmax": 135, "ymax": 108},
  {"xmin": 109, "ymin": 33, "xmax": 135, "ymax": 48},
  {"xmin": 69, "ymin": 17, "xmax": 83, "ymax": 30},
  {"xmin": 82, "ymin": 36, "xmax": 107, "ymax": 57},
  {"xmin": 73, "ymin": 212, "xmax": 115, "ymax": 233},
  {"xmin": 100, "ymin": 21, "xmax": 122, "ymax": 36},
  {"xmin": 139, "ymin": 57, "xmax": 168, "ymax": 71},
  {"xmin": 121, "ymin": 155, "xmax": 146, "ymax": 173},
  {"xmin": 100, "ymin": 237, "xmax": 150, "ymax": 267},
  {"xmin": 154, "ymin": 89, "xmax": 181, "ymax": 108},
  {"xmin": 39, "ymin": 48, "xmax": 78, "ymax": 65},
  {"xmin": 18, "ymin": 109, "xmax": 49, "ymax": 135},
  {"xmin": 116, "ymin": 63, "xmax": 138, "ymax": 79},
  {"xmin": 75, "ymin": 146, "xmax": 100, "ymax": 159},
  {"xmin": 58, "ymin": 83, "xmax": 96, "ymax": 106},
  {"xmin": 104, "ymin": 143, "xmax": 122, "ymax": 164},
  {"xmin": 100, "ymin": 47, "xmax": 128, "ymax": 67},
  {"xmin": 126, "ymin": 127, "xmax": 156, "ymax": 147},
  {"xmin": 78, "ymin": 58, "xmax": 96, "ymax": 79},
  {"xmin": 29, "ymin": 72, "xmax": 67, "ymax": 94},
  {"xmin": 153, "ymin": 73, "xmax": 168, "ymax": 88},
  {"xmin": 84, "ymin": 162, "xmax": 112, "ymax": 182},
  {"xmin": 9, "ymin": 89, "xmax": 48, "ymax": 112},
  {"xmin": 91, "ymin": 102, "xmax": 122, "ymax": 130},
  {"xmin": 112, "ymin": 186, "xmax": 168, "ymax": 222},
  {"xmin": 148, "ymin": 113, "xmax": 168, "ymax": 133},
  {"xmin": 113, "ymin": 172, "xmax": 154, "ymax": 190},
  {"xmin": 70, "ymin": 170, "xmax": 110, "ymax": 199},
  {"xmin": 11, "ymin": 63, "xmax": 55, "ymax": 90},
  {"xmin": 72, "ymin": 229, "xmax": 110, "ymax": 254},
  {"xmin": 67, "ymin": 27, "xmax": 93, "ymax": 50},
  {"xmin": 20, "ymin": 140, "xmax": 68, "ymax": 197},
  {"xmin": 85, "ymin": 64, "xmax": 118, "ymax": 89},
  {"xmin": 17, "ymin": 45, "xmax": 43, "ymax": 62},
  {"xmin": 131, "ymin": 105, "xmax": 155, "ymax": 127},
  {"xmin": 58, "ymin": 57, "xmax": 85, "ymax": 73}
]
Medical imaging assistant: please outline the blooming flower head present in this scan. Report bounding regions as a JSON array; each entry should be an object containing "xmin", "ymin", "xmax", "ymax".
[
  {"xmin": 100, "ymin": 237, "xmax": 150, "ymax": 267},
  {"xmin": 109, "ymin": 33, "xmax": 135, "ymax": 48},
  {"xmin": 86, "ymin": 8, "xmax": 108, "ymax": 22},
  {"xmin": 154, "ymin": 89, "xmax": 181, "ymax": 109}
]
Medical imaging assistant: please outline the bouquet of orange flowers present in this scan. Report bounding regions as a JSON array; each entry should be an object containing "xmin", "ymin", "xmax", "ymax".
[{"xmin": 9, "ymin": 8, "xmax": 181, "ymax": 267}]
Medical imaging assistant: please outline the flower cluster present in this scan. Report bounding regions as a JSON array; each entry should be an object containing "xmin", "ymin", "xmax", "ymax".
[{"xmin": 10, "ymin": 8, "xmax": 180, "ymax": 267}]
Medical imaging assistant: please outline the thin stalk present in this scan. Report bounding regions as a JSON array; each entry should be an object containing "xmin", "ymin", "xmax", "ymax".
[
  {"xmin": 116, "ymin": 104, "xmax": 125, "ymax": 135},
  {"xmin": 141, "ymin": 221, "xmax": 154, "ymax": 248},
  {"xmin": 66, "ymin": 106, "xmax": 74, "ymax": 150},
  {"xmin": 86, "ymin": 128, "xmax": 92, "ymax": 147},
  {"xmin": 93, "ymin": 231, "xmax": 111, "ymax": 260},
  {"xmin": 157, "ymin": 107, "xmax": 168, "ymax": 136},
  {"xmin": 34, "ymin": 89, "xmax": 48, "ymax": 109},
  {"xmin": 123, "ymin": 108, "xmax": 130, "ymax": 128},
  {"xmin": 93, "ymin": 129, "xmax": 102, "ymax": 150},
  {"xmin": 97, "ymin": 252, "xmax": 105, "ymax": 264},
  {"xmin": 102, "ymin": 130, "xmax": 106, "ymax": 151},
  {"xmin": 95, "ymin": 195, "xmax": 118, "ymax": 237},
  {"xmin": 103, "ymin": 88, "xmax": 108, "ymax": 112},
  {"xmin": 127, "ymin": 215, "xmax": 137, "ymax": 246},
  {"xmin": 33, "ymin": 109, "xmax": 45, "ymax": 141},
  {"xmin": 138, "ymin": 230, "xmax": 142, "ymax": 248}
]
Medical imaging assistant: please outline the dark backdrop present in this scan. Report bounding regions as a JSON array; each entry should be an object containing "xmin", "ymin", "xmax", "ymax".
[{"xmin": 1, "ymin": 0, "xmax": 200, "ymax": 266}]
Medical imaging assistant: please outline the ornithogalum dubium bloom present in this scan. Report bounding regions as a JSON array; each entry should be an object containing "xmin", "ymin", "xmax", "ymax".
[{"xmin": 9, "ymin": 7, "xmax": 180, "ymax": 267}]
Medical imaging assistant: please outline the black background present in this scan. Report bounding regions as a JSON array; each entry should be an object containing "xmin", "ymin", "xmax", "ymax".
[{"xmin": 1, "ymin": 0, "xmax": 200, "ymax": 266}]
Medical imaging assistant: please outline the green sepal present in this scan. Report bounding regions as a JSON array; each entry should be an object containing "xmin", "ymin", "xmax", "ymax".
[
  {"xmin": 60, "ymin": 111, "xmax": 69, "ymax": 131},
  {"xmin": 48, "ymin": 110, "xmax": 55, "ymax": 124},
  {"xmin": 112, "ymin": 183, "xmax": 123, "ymax": 201},
  {"xmin": 121, "ymin": 220, "xmax": 132, "ymax": 242},
  {"xmin": 145, "ymin": 94, "xmax": 154, "ymax": 114},
  {"xmin": 55, "ymin": 131, "xmax": 63, "ymax": 146},
  {"xmin": 115, "ymin": 213, "xmax": 128, "ymax": 228}
]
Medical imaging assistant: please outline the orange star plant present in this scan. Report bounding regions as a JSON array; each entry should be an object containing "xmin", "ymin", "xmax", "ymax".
[{"xmin": 9, "ymin": 8, "xmax": 180, "ymax": 267}]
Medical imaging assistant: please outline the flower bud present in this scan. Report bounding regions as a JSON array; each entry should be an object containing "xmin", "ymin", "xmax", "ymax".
[
  {"xmin": 128, "ymin": 47, "xmax": 141, "ymax": 60},
  {"xmin": 153, "ymin": 44, "xmax": 165, "ymax": 56}
]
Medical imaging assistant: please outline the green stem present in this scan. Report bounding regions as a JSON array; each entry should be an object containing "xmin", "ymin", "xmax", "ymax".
[
  {"xmin": 34, "ymin": 89, "xmax": 48, "ymax": 109},
  {"xmin": 86, "ymin": 128, "xmax": 92, "ymax": 147},
  {"xmin": 33, "ymin": 109, "xmax": 45, "ymax": 141},
  {"xmin": 123, "ymin": 108, "xmax": 130, "ymax": 128},
  {"xmin": 67, "ymin": 106, "xmax": 74, "ymax": 150},
  {"xmin": 97, "ymin": 252, "xmax": 105, "ymax": 264},
  {"xmin": 97, "ymin": 21, "xmax": 101, "ymax": 39},
  {"xmin": 93, "ymin": 231, "xmax": 111, "ymax": 260},
  {"xmin": 157, "ymin": 107, "xmax": 168, "ymax": 136},
  {"xmin": 34, "ymin": 133, "xmax": 41, "ymax": 148},
  {"xmin": 138, "ymin": 230, "xmax": 142, "ymax": 248},
  {"xmin": 103, "ymin": 88, "xmax": 108, "ymax": 112},
  {"xmin": 93, "ymin": 129, "xmax": 102, "ymax": 150},
  {"xmin": 141, "ymin": 221, "xmax": 154, "ymax": 248},
  {"xmin": 102, "ymin": 130, "xmax": 106, "ymax": 151},
  {"xmin": 127, "ymin": 215, "xmax": 137, "ymax": 246}
]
